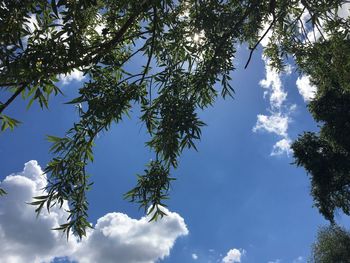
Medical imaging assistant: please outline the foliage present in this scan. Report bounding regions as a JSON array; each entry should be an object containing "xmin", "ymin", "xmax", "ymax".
[
  {"xmin": 309, "ymin": 225, "xmax": 350, "ymax": 263},
  {"xmin": 0, "ymin": 0, "xmax": 349, "ymax": 238},
  {"xmin": 124, "ymin": 160, "xmax": 175, "ymax": 221}
]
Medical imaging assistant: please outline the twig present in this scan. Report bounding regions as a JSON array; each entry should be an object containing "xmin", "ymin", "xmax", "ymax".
[
  {"xmin": 0, "ymin": 84, "xmax": 27, "ymax": 114},
  {"xmin": 244, "ymin": 17, "xmax": 276, "ymax": 69},
  {"xmin": 299, "ymin": 18, "xmax": 312, "ymax": 43}
]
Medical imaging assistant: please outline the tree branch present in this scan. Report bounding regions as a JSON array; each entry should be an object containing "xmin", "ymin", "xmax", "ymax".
[
  {"xmin": 0, "ymin": 84, "xmax": 27, "ymax": 114},
  {"xmin": 244, "ymin": 16, "xmax": 276, "ymax": 69}
]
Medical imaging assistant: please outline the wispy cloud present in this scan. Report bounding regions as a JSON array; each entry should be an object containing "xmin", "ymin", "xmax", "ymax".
[
  {"xmin": 253, "ymin": 54, "xmax": 294, "ymax": 156},
  {"xmin": 259, "ymin": 60, "xmax": 287, "ymax": 109},
  {"xmin": 0, "ymin": 161, "xmax": 188, "ymax": 263}
]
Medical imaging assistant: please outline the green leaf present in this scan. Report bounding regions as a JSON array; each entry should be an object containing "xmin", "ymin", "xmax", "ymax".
[
  {"xmin": 64, "ymin": 96, "xmax": 85, "ymax": 104},
  {"xmin": 0, "ymin": 115, "xmax": 21, "ymax": 131},
  {"xmin": 0, "ymin": 188, "xmax": 7, "ymax": 196},
  {"xmin": 51, "ymin": 0, "xmax": 59, "ymax": 18}
]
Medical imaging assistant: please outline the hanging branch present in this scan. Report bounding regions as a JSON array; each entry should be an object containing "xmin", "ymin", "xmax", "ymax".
[{"xmin": 244, "ymin": 17, "xmax": 276, "ymax": 69}]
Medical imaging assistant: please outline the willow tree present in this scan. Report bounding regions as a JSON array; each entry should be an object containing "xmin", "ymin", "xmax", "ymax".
[{"xmin": 0, "ymin": 0, "xmax": 349, "ymax": 238}]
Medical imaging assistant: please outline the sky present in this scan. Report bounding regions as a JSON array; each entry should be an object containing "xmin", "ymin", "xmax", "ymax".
[{"xmin": 1, "ymin": 13, "xmax": 350, "ymax": 263}]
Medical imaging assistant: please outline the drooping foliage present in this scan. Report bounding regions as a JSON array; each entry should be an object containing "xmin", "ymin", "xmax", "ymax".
[{"xmin": 0, "ymin": 0, "xmax": 349, "ymax": 238}]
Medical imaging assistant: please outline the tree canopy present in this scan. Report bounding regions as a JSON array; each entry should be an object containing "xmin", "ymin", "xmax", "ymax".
[
  {"xmin": 309, "ymin": 225, "xmax": 350, "ymax": 263},
  {"xmin": 0, "ymin": 0, "xmax": 349, "ymax": 238}
]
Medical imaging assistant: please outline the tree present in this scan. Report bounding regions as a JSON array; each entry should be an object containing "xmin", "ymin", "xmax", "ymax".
[
  {"xmin": 292, "ymin": 33, "xmax": 350, "ymax": 222},
  {"xmin": 309, "ymin": 225, "xmax": 350, "ymax": 263},
  {"xmin": 0, "ymin": 0, "xmax": 349, "ymax": 238}
]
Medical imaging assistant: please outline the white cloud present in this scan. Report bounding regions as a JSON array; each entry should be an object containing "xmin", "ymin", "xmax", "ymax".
[
  {"xmin": 0, "ymin": 161, "xmax": 188, "ymax": 263},
  {"xmin": 259, "ymin": 58, "xmax": 288, "ymax": 109},
  {"xmin": 338, "ymin": 3, "xmax": 350, "ymax": 18},
  {"xmin": 59, "ymin": 69, "xmax": 86, "ymax": 85},
  {"xmin": 268, "ymin": 260, "xmax": 281, "ymax": 263},
  {"xmin": 74, "ymin": 209, "xmax": 188, "ymax": 263},
  {"xmin": 222, "ymin": 248, "xmax": 245, "ymax": 263},
  {"xmin": 253, "ymin": 113, "xmax": 289, "ymax": 137},
  {"xmin": 253, "ymin": 53, "xmax": 293, "ymax": 156},
  {"xmin": 271, "ymin": 138, "xmax": 293, "ymax": 156},
  {"xmin": 192, "ymin": 253, "xmax": 198, "ymax": 260},
  {"xmin": 296, "ymin": 75, "xmax": 317, "ymax": 102},
  {"xmin": 0, "ymin": 161, "xmax": 77, "ymax": 263}
]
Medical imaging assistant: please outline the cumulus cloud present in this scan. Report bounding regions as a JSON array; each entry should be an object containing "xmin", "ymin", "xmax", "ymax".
[
  {"xmin": 0, "ymin": 161, "xmax": 77, "ymax": 263},
  {"xmin": 74, "ymin": 209, "xmax": 188, "ymax": 263},
  {"xmin": 222, "ymin": 248, "xmax": 246, "ymax": 263},
  {"xmin": 59, "ymin": 69, "xmax": 86, "ymax": 85},
  {"xmin": 296, "ymin": 75, "xmax": 317, "ymax": 102},
  {"xmin": 0, "ymin": 161, "xmax": 188, "ymax": 263},
  {"xmin": 192, "ymin": 253, "xmax": 198, "ymax": 260},
  {"xmin": 268, "ymin": 260, "xmax": 281, "ymax": 263}
]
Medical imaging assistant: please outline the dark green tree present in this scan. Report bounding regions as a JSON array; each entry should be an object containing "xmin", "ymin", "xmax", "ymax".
[
  {"xmin": 0, "ymin": 0, "xmax": 349, "ymax": 238},
  {"xmin": 292, "ymin": 34, "xmax": 350, "ymax": 222},
  {"xmin": 309, "ymin": 225, "xmax": 350, "ymax": 263}
]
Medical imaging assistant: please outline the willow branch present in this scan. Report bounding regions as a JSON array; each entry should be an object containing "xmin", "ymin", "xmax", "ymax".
[{"xmin": 244, "ymin": 16, "xmax": 276, "ymax": 69}]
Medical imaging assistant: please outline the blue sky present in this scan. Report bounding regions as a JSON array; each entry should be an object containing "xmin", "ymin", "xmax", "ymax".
[{"xmin": 1, "ymin": 44, "xmax": 349, "ymax": 263}]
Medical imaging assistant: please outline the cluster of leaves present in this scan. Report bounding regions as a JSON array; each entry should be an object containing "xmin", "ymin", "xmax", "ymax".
[
  {"xmin": 124, "ymin": 160, "xmax": 174, "ymax": 221},
  {"xmin": 309, "ymin": 225, "xmax": 350, "ymax": 263},
  {"xmin": 1, "ymin": 0, "xmax": 350, "ymax": 238}
]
